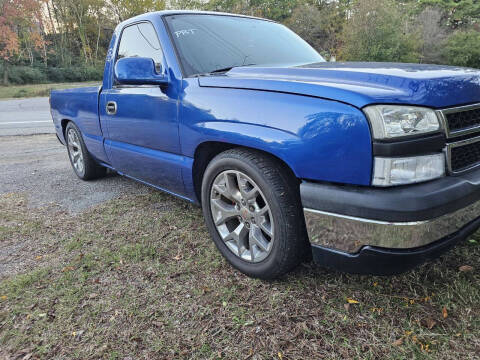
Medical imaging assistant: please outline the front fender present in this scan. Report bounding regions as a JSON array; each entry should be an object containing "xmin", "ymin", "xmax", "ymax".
[{"xmin": 180, "ymin": 84, "xmax": 373, "ymax": 186}]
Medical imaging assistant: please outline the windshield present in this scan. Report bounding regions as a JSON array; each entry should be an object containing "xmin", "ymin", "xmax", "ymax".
[{"xmin": 164, "ymin": 14, "xmax": 325, "ymax": 77}]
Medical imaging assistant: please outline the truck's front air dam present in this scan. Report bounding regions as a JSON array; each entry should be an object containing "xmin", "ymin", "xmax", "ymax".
[{"xmin": 300, "ymin": 169, "xmax": 480, "ymax": 274}]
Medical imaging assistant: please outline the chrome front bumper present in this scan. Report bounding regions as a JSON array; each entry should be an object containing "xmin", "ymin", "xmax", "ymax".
[{"xmin": 304, "ymin": 199, "xmax": 480, "ymax": 253}]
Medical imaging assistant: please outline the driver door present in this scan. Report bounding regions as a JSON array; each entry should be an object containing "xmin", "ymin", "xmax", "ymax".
[{"xmin": 100, "ymin": 21, "xmax": 183, "ymax": 194}]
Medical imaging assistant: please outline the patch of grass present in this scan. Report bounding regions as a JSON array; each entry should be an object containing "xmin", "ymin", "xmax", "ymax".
[
  {"xmin": 0, "ymin": 192, "xmax": 479, "ymax": 359},
  {"xmin": 0, "ymin": 82, "xmax": 100, "ymax": 99}
]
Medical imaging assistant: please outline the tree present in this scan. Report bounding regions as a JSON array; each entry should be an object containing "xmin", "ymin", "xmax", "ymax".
[
  {"xmin": 285, "ymin": 1, "xmax": 346, "ymax": 59},
  {"xmin": 418, "ymin": 0, "xmax": 480, "ymax": 29},
  {"xmin": 0, "ymin": 0, "xmax": 47, "ymax": 84},
  {"xmin": 339, "ymin": 0, "xmax": 421, "ymax": 63},
  {"xmin": 109, "ymin": 0, "xmax": 166, "ymax": 22},
  {"xmin": 443, "ymin": 30, "xmax": 480, "ymax": 68},
  {"xmin": 416, "ymin": 7, "xmax": 448, "ymax": 64},
  {"xmin": 205, "ymin": 0, "xmax": 298, "ymax": 21}
]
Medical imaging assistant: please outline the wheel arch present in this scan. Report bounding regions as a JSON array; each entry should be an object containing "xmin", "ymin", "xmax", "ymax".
[
  {"xmin": 192, "ymin": 141, "xmax": 299, "ymax": 204},
  {"xmin": 61, "ymin": 118, "xmax": 73, "ymax": 139}
]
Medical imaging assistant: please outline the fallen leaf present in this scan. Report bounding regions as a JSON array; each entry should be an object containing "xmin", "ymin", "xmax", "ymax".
[
  {"xmin": 459, "ymin": 265, "xmax": 474, "ymax": 272},
  {"xmin": 173, "ymin": 254, "xmax": 182, "ymax": 261},
  {"xmin": 88, "ymin": 293, "xmax": 98, "ymax": 299},
  {"xmin": 393, "ymin": 337, "xmax": 404, "ymax": 346},
  {"xmin": 346, "ymin": 298, "xmax": 359, "ymax": 304},
  {"xmin": 421, "ymin": 318, "xmax": 437, "ymax": 329},
  {"xmin": 35, "ymin": 256, "xmax": 42, "ymax": 260},
  {"xmin": 71, "ymin": 330, "xmax": 85, "ymax": 338},
  {"xmin": 442, "ymin": 307, "xmax": 448, "ymax": 319},
  {"xmin": 62, "ymin": 266, "xmax": 75, "ymax": 272},
  {"xmin": 0, "ymin": 295, "xmax": 7, "ymax": 301},
  {"xmin": 278, "ymin": 352, "xmax": 283, "ymax": 359}
]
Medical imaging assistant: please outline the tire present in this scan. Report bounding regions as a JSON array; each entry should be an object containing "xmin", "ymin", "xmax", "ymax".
[
  {"xmin": 65, "ymin": 122, "xmax": 106, "ymax": 180},
  {"xmin": 201, "ymin": 148, "xmax": 309, "ymax": 279}
]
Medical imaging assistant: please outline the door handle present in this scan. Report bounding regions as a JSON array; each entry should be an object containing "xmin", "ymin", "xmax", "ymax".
[{"xmin": 106, "ymin": 101, "xmax": 117, "ymax": 115}]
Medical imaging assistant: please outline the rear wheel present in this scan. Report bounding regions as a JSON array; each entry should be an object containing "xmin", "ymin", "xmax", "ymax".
[
  {"xmin": 201, "ymin": 148, "xmax": 309, "ymax": 279},
  {"xmin": 65, "ymin": 122, "xmax": 106, "ymax": 180}
]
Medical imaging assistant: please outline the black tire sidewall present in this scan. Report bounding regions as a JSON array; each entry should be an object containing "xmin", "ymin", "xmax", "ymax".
[{"xmin": 201, "ymin": 154, "xmax": 298, "ymax": 278}]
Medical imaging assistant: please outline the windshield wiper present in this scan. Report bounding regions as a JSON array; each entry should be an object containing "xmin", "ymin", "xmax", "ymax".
[
  {"xmin": 209, "ymin": 66, "xmax": 236, "ymax": 74},
  {"xmin": 193, "ymin": 64, "xmax": 257, "ymax": 77}
]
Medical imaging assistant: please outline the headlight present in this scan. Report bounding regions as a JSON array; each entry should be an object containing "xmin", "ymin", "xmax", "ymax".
[
  {"xmin": 364, "ymin": 105, "xmax": 441, "ymax": 139},
  {"xmin": 373, "ymin": 154, "xmax": 445, "ymax": 186}
]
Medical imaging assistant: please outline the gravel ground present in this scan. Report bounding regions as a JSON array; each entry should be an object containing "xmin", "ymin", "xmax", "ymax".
[{"xmin": 0, "ymin": 134, "xmax": 151, "ymax": 213}]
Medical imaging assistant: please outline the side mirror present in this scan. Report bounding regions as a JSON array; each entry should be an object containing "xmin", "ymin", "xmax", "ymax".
[{"xmin": 114, "ymin": 57, "xmax": 168, "ymax": 85}]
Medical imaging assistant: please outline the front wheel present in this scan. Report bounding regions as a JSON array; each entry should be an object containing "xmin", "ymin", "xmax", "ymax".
[
  {"xmin": 65, "ymin": 122, "xmax": 106, "ymax": 180},
  {"xmin": 201, "ymin": 148, "xmax": 309, "ymax": 279}
]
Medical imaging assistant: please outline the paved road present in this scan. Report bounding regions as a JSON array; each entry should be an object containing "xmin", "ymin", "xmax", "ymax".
[{"xmin": 0, "ymin": 97, "xmax": 54, "ymax": 136}]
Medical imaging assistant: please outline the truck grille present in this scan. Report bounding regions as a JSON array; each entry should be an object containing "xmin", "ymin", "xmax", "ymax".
[
  {"xmin": 445, "ymin": 107, "xmax": 480, "ymax": 132},
  {"xmin": 440, "ymin": 104, "xmax": 480, "ymax": 174},
  {"xmin": 441, "ymin": 104, "xmax": 480, "ymax": 137},
  {"xmin": 450, "ymin": 138, "xmax": 480, "ymax": 172}
]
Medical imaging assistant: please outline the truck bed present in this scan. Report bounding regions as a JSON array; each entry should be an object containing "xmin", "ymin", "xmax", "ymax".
[{"xmin": 50, "ymin": 85, "xmax": 108, "ymax": 164}]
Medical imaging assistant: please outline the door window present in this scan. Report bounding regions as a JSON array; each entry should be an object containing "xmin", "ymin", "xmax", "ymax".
[{"xmin": 117, "ymin": 22, "xmax": 163, "ymax": 73}]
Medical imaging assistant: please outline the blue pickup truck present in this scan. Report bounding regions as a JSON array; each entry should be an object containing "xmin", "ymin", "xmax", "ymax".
[{"xmin": 50, "ymin": 10, "xmax": 480, "ymax": 279}]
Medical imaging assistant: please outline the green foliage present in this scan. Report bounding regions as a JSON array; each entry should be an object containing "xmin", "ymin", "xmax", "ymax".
[
  {"xmin": 205, "ymin": 0, "xmax": 298, "ymax": 21},
  {"xmin": 340, "ymin": 0, "xmax": 421, "ymax": 63},
  {"xmin": 443, "ymin": 30, "xmax": 480, "ymax": 68},
  {"xmin": 6, "ymin": 66, "xmax": 47, "ymax": 85},
  {"xmin": 285, "ymin": 2, "xmax": 346, "ymax": 58},
  {"xmin": 110, "ymin": 0, "xmax": 166, "ymax": 22},
  {"xmin": 46, "ymin": 66, "xmax": 103, "ymax": 83},
  {"xmin": 3, "ymin": 0, "xmax": 480, "ymax": 86},
  {"xmin": 0, "ymin": 64, "xmax": 103, "ymax": 85},
  {"xmin": 418, "ymin": 0, "xmax": 480, "ymax": 28}
]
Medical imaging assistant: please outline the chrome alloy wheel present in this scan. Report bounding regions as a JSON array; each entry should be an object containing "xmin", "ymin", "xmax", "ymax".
[
  {"xmin": 67, "ymin": 128, "xmax": 84, "ymax": 175},
  {"xmin": 210, "ymin": 170, "xmax": 274, "ymax": 262}
]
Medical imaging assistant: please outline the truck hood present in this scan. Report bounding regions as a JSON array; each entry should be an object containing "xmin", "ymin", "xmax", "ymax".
[{"xmin": 198, "ymin": 62, "xmax": 480, "ymax": 109}]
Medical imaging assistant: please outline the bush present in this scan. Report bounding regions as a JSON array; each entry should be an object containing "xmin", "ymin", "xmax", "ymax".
[
  {"xmin": 83, "ymin": 66, "xmax": 104, "ymax": 81},
  {"xmin": 340, "ymin": 0, "xmax": 421, "ymax": 63},
  {"xmin": 46, "ymin": 67, "xmax": 67, "ymax": 83},
  {"xmin": 7, "ymin": 66, "xmax": 47, "ymax": 85},
  {"xmin": 0, "ymin": 64, "xmax": 104, "ymax": 85},
  {"xmin": 443, "ymin": 30, "xmax": 480, "ymax": 69},
  {"xmin": 47, "ymin": 66, "xmax": 103, "ymax": 82}
]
